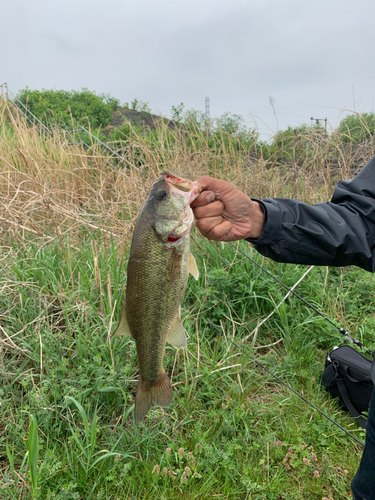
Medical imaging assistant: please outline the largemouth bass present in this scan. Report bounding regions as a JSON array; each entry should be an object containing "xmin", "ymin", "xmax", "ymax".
[{"xmin": 114, "ymin": 171, "xmax": 200, "ymax": 425}]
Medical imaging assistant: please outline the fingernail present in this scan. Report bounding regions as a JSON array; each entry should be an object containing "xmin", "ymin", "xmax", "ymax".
[{"xmin": 207, "ymin": 192, "xmax": 215, "ymax": 203}]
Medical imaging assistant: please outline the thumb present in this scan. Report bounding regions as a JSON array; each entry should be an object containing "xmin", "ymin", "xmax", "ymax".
[{"xmin": 196, "ymin": 176, "xmax": 234, "ymax": 198}]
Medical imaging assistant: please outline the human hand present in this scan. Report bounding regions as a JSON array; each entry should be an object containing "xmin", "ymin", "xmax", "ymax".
[{"xmin": 191, "ymin": 176, "xmax": 265, "ymax": 241}]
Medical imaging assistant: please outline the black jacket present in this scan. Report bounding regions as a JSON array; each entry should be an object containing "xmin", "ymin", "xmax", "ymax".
[{"xmin": 248, "ymin": 155, "xmax": 375, "ymax": 272}]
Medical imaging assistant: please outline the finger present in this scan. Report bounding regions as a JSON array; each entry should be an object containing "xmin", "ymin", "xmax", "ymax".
[
  {"xmin": 196, "ymin": 176, "xmax": 234, "ymax": 197},
  {"xmin": 195, "ymin": 216, "xmax": 223, "ymax": 236},
  {"xmin": 193, "ymin": 200, "xmax": 224, "ymax": 219},
  {"xmin": 206, "ymin": 220, "xmax": 232, "ymax": 240},
  {"xmin": 190, "ymin": 190, "xmax": 215, "ymax": 208},
  {"xmin": 195, "ymin": 176, "xmax": 216, "ymax": 191},
  {"xmin": 195, "ymin": 217, "xmax": 231, "ymax": 240}
]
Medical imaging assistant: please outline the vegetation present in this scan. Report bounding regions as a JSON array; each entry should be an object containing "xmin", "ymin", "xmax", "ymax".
[
  {"xmin": 0, "ymin": 97, "xmax": 375, "ymax": 498},
  {"xmin": 108, "ymin": 107, "xmax": 259, "ymax": 173},
  {"xmin": 263, "ymin": 124, "xmax": 327, "ymax": 163},
  {"xmin": 337, "ymin": 112, "xmax": 375, "ymax": 144},
  {"xmin": 17, "ymin": 88, "xmax": 120, "ymax": 129},
  {"xmin": 14, "ymin": 87, "xmax": 375, "ymax": 169}
]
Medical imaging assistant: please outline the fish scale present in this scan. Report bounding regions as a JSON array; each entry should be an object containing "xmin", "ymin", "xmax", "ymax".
[{"xmin": 114, "ymin": 171, "xmax": 200, "ymax": 424}]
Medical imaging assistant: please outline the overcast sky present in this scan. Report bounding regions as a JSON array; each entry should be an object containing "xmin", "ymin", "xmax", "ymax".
[{"xmin": 2, "ymin": 0, "xmax": 374, "ymax": 138}]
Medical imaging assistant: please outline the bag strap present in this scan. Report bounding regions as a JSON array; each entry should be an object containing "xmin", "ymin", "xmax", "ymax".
[{"xmin": 336, "ymin": 377, "xmax": 368, "ymax": 429}]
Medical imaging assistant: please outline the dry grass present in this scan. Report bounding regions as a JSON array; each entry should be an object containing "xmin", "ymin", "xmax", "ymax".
[{"xmin": 1, "ymin": 98, "xmax": 374, "ymax": 248}]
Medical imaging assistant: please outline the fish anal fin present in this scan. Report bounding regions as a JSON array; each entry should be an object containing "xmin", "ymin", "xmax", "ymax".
[
  {"xmin": 134, "ymin": 370, "xmax": 173, "ymax": 425},
  {"xmin": 113, "ymin": 306, "xmax": 132, "ymax": 337},
  {"xmin": 189, "ymin": 253, "xmax": 199, "ymax": 280},
  {"xmin": 167, "ymin": 316, "xmax": 187, "ymax": 349}
]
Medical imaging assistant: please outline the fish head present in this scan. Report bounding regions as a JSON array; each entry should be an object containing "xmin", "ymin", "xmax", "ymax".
[{"xmin": 148, "ymin": 171, "xmax": 201, "ymax": 246}]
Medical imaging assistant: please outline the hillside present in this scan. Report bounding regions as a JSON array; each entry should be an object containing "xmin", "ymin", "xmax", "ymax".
[{"xmin": 95, "ymin": 106, "xmax": 174, "ymax": 137}]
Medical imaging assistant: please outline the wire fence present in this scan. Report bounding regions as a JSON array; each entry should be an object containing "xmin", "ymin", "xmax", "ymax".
[{"xmin": 0, "ymin": 83, "xmax": 134, "ymax": 170}]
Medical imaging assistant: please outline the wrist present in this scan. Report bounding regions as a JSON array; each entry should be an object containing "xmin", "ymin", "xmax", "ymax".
[{"xmin": 246, "ymin": 201, "xmax": 265, "ymax": 239}]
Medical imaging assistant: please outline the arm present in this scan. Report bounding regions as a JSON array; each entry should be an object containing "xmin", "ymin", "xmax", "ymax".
[
  {"xmin": 192, "ymin": 156, "xmax": 375, "ymax": 272},
  {"xmin": 251, "ymin": 156, "xmax": 375, "ymax": 271}
]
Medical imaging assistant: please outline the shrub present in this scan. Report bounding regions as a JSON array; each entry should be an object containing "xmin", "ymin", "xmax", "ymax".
[
  {"xmin": 17, "ymin": 87, "xmax": 120, "ymax": 129},
  {"xmin": 337, "ymin": 112, "xmax": 375, "ymax": 143}
]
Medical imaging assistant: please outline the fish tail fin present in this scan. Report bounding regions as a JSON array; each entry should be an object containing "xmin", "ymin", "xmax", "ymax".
[{"xmin": 134, "ymin": 370, "xmax": 173, "ymax": 425}]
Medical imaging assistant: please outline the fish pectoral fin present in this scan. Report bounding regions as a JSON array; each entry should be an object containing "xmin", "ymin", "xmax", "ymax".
[
  {"xmin": 170, "ymin": 249, "xmax": 183, "ymax": 284},
  {"xmin": 189, "ymin": 253, "xmax": 199, "ymax": 280},
  {"xmin": 167, "ymin": 316, "xmax": 187, "ymax": 349},
  {"xmin": 113, "ymin": 307, "xmax": 132, "ymax": 337},
  {"xmin": 134, "ymin": 371, "xmax": 172, "ymax": 425}
]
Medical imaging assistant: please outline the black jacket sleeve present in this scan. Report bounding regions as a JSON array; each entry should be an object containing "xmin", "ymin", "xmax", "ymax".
[{"xmin": 248, "ymin": 155, "xmax": 375, "ymax": 272}]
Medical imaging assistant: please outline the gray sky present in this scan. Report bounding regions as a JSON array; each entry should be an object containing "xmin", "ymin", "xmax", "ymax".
[{"xmin": 2, "ymin": 0, "xmax": 375, "ymax": 138}]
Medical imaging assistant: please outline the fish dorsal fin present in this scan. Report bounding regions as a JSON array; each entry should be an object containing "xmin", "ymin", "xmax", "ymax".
[
  {"xmin": 113, "ymin": 306, "xmax": 132, "ymax": 337},
  {"xmin": 167, "ymin": 315, "xmax": 187, "ymax": 349},
  {"xmin": 189, "ymin": 253, "xmax": 199, "ymax": 280}
]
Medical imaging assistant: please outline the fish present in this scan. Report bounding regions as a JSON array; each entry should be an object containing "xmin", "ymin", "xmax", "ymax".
[{"xmin": 114, "ymin": 171, "xmax": 200, "ymax": 425}]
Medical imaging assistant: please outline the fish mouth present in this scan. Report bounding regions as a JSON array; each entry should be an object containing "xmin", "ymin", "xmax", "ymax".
[
  {"xmin": 161, "ymin": 171, "xmax": 192, "ymax": 192},
  {"xmin": 161, "ymin": 171, "xmax": 202, "ymax": 201},
  {"xmin": 167, "ymin": 235, "xmax": 184, "ymax": 243}
]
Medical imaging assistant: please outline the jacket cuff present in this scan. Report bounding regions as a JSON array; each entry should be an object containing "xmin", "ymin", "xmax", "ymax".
[{"xmin": 245, "ymin": 199, "xmax": 282, "ymax": 244}]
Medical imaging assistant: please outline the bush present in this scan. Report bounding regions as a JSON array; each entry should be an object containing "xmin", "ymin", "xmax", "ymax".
[
  {"xmin": 262, "ymin": 124, "xmax": 327, "ymax": 163},
  {"xmin": 337, "ymin": 112, "xmax": 375, "ymax": 143},
  {"xmin": 17, "ymin": 87, "xmax": 120, "ymax": 129}
]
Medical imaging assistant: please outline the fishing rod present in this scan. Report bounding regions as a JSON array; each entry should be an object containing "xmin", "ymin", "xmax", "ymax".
[
  {"xmin": 229, "ymin": 242, "xmax": 374, "ymax": 357},
  {"xmin": 204, "ymin": 241, "xmax": 375, "ymax": 447},
  {"xmin": 206, "ymin": 319, "xmax": 365, "ymax": 447}
]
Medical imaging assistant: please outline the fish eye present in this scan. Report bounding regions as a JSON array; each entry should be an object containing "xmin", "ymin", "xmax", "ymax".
[{"xmin": 156, "ymin": 190, "xmax": 167, "ymax": 200}]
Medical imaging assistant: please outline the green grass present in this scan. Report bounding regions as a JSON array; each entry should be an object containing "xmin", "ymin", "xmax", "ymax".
[
  {"xmin": 0, "ymin": 232, "xmax": 371, "ymax": 499},
  {"xmin": 1, "ymin": 100, "xmax": 374, "ymax": 498}
]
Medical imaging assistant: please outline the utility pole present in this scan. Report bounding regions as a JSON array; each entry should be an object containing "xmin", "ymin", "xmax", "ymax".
[{"xmin": 310, "ymin": 116, "xmax": 327, "ymax": 132}]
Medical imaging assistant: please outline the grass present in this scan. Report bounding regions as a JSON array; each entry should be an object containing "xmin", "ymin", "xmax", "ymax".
[{"xmin": 1, "ymin": 99, "xmax": 375, "ymax": 498}]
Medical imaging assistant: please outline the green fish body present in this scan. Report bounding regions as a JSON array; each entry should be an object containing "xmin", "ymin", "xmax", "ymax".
[{"xmin": 114, "ymin": 171, "xmax": 200, "ymax": 424}]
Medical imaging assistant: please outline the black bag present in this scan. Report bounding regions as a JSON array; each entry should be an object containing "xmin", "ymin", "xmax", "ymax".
[{"xmin": 321, "ymin": 345, "xmax": 374, "ymax": 429}]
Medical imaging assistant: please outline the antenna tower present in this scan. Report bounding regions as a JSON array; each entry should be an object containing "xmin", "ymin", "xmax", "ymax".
[{"xmin": 205, "ymin": 96, "xmax": 210, "ymax": 120}]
